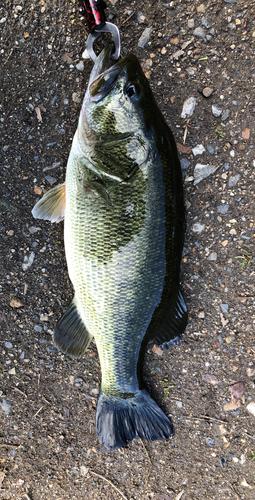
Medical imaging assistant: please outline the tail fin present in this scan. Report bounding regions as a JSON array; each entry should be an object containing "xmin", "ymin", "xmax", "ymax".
[{"xmin": 96, "ymin": 389, "xmax": 173, "ymax": 450}]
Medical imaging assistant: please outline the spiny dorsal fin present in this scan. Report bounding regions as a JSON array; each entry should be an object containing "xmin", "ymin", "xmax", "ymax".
[
  {"xmin": 53, "ymin": 297, "xmax": 93, "ymax": 358},
  {"xmin": 32, "ymin": 183, "xmax": 66, "ymax": 223}
]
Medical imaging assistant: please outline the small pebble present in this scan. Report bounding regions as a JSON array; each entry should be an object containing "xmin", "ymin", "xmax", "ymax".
[
  {"xmin": 217, "ymin": 204, "xmax": 229, "ymax": 214},
  {"xmin": 4, "ymin": 342, "xmax": 13, "ymax": 349},
  {"xmin": 137, "ymin": 11, "xmax": 145, "ymax": 24},
  {"xmin": 45, "ymin": 175, "xmax": 57, "ymax": 185},
  {"xmin": 22, "ymin": 252, "xmax": 35, "ymax": 271},
  {"xmin": 197, "ymin": 4, "xmax": 205, "ymax": 14},
  {"xmin": 188, "ymin": 19, "xmax": 195, "ymax": 29},
  {"xmin": 176, "ymin": 401, "xmax": 182, "ymax": 408},
  {"xmin": 181, "ymin": 97, "xmax": 197, "ymax": 118},
  {"xmin": 47, "ymin": 345, "xmax": 57, "ymax": 353},
  {"xmin": 193, "ymin": 164, "xmax": 217, "ymax": 185},
  {"xmin": 76, "ymin": 61, "xmax": 84, "ymax": 71},
  {"xmin": 91, "ymin": 388, "xmax": 99, "ymax": 395},
  {"xmin": 225, "ymin": 335, "xmax": 235, "ymax": 344},
  {"xmin": 203, "ymin": 87, "xmax": 213, "ymax": 97},
  {"xmin": 138, "ymin": 27, "xmax": 153, "ymax": 48},
  {"xmin": 207, "ymin": 145, "xmax": 215, "ymax": 154},
  {"xmin": 1, "ymin": 399, "xmax": 11, "ymax": 415},
  {"xmin": 29, "ymin": 226, "xmax": 41, "ymax": 234},
  {"xmin": 212, "ymin": 104, "xmax": 222, "ymax": 117},
  {"xmin": 192, "ymin": 144, "xmax": 205, "ymax": 156},
  {"xmin": 80, "ymin": 466, "xmax": 89, "ymax": 476},
  {"xmin": 246, "ymin": 402, "xmax": 255, "ymax": 416},
  {"xmin": 82, "ymin": 49, "xmax": 91, "ymax": 60},
  {"xmin": 221, "ymin": 109, "xmax": 230, "ymax": 121},
  {"xmin": 192, "ymin": 223, "xmax": 205, "ymax": 233},
  {"xmin": 221, "ymin": 304, "xmax": 229, "ymax": 313},
  {"xmin": 186, "ymin": 67, "xmax": 196, "ymax": 76},
  {"xmin": 202, "ymin": 17, "xmax": 210, "ymax": 29},
  {"xmin": 228, "ymin": 174, "xmax": 240, "ymax": 187},
  {"xmin": 208, "ymin": 252, "xmax": 217, "ymax": 261},
  {"xmin": 72, "ymin": 92, "xmax": 81, "ymax": 103},
  {"xmin": 228, "ymin": 22, "xmax": 236, "ymax": 31},
  {"xmin": 180, "ymin": 158, "xmax": 190, "ymax": 171},
  {"xmin": 193, "ymin": 27, "xmax": 206, "ymax": 39},
  {"xmin": 34, "ymin": 324, "xmax": 43, "ymax": 333},
  {"xmin": 205, "ymin": 437, "xmax": 215, "ymax": 447},
  {"xmin": 220, "ymin": 457, "xmax": 228, "ymax": 469}
]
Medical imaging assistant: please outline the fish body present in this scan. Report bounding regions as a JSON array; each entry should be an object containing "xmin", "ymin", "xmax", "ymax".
[{"xmin": 32, "ymin": 45, "xmax": 187, "ymax": 450}]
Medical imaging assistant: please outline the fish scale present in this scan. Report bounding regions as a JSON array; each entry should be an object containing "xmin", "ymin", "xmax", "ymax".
[{"xmin": 32, "ymin": 44, "xmax": 188, "ymax": 449}]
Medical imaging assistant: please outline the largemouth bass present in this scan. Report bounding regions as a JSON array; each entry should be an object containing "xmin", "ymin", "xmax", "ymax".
[{"xmin": 32, "ymin": 45, "xmax": 187, "ymax": 450}]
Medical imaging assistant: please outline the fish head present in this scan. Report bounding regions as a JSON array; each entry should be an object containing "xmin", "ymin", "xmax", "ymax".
[{"xmin": 79, "ymin": 44, "xmax": 157, "ymax": 142}]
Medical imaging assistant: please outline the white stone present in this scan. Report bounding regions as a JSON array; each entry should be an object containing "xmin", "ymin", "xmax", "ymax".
[
  {"xmin": 192, "ymin": 144, "xmax": 205, "ymax": 156},
  {"xmin": 181, "ymin": 97, "xmax": 197, "ymax": 118},
  {"xmin": 192, "ymin": 223, "xmax": 205, "ymax": 233},
  {"xmin": 246, "ymin": 402, "xmax": 255, "ymax": 416}
]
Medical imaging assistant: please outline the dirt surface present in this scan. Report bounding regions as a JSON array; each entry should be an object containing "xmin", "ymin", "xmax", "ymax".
[{"xmin": 1, "ymin": 0, "xmax": 255, "ymax": 499}]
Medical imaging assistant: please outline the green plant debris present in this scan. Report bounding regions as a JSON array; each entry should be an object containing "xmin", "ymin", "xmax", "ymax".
[
  {"xmin": 250, "ymin": 450, "xmax": 255, "ymax": 461},
  {"xmin": 161, "ymin": 379, "xmax": 174, "ymax": 400},
  {"xmin": 216, "ymin": 126, "xmax": 224, "ymax": 138},
  {"xmin": 235, "ymin": 249, "xmax": 253, "ymax": 269}
]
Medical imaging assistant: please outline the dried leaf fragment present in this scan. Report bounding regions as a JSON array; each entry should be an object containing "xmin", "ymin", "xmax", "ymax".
[
  {"xmin": 220, "ymin": 312, "xmax": 228, "ymax": 327},
  {"xmin": 242, "ymin": 128, "xmax": 250, "ymax": 140},
  {"xmin": 241, "ymin": 479, "xmax": 253, "ymax": 489},
  {"xmin": 229, "ymin": 382, "xmax": 245, "ymax": 400},
  {"xmin": 224, "ymin": 400, "xmax": 240, "ymax": 412},
  {"xmin": 0, "ymin": 471, "xmax": 5, "ymax": 487},
  {"xmin": 34, "ymin": 185, "xmax": 42, "ymax": 195},
  {"xmin": 152, "ymin": 345, "xmax": 164, "ymax": 356},
  {"xmin": 202, "ymin": 374, "xmax": 221, "ymax": 385}
]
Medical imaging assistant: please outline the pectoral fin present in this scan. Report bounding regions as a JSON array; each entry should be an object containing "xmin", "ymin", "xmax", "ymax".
[
  {"xmin": 53, "ymin": 297, "xmax": 93, "ymax": 358},
  {"xmin": 32, "ymin": 183, "xmax": 66, "ymax": 223},
  {"xmin": 84, "ymin": 180, "xmax": 113, "ymax": 211}
]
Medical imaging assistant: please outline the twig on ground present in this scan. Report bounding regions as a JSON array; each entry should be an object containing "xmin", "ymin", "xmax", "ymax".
[
  {"xmin": 90, "ymin": 470, "xmax": 128, "ymax": 500},
  {"xmin": 13, "ymin": 387, "xmax": 28, "ymax": 398},
  {"xmin": 120, "ymin": 11, "xmax": 136, "ymax": 26},
  {"xmin": 185, "ymin": 415, "xmax": 228, "ymax": 424},
  {"xmin": 228, "ymin": 483, "xmax": 242, "ymax": 500},
  {"xmin": 33, "ymin": 406, "xmax": 44, "ymax": 418}
]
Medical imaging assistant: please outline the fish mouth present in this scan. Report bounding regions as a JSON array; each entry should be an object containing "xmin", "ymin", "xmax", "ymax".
[{"xmin": 88, "ymin": 44, "xmax": 124, "ymax": 102}]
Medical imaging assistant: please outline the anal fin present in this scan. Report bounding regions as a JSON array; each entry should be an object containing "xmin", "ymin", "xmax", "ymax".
[
  {"xmin": 53, "ymin": 298, "xmax": 93, "ymax": 358},
  {"xmin": 32, "ymin": 183, "xmax": 66, "ymax": 223}
]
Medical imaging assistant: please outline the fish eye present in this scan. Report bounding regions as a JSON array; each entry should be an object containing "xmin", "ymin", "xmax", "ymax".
[{"xmin": 125, "ymin": 83, "xmax": 139, "ymax": 99}]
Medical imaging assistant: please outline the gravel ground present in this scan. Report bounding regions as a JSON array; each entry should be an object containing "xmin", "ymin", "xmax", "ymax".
[{"xmin": 0, "ymin": 0, "xmax": 255, "ymax": 499}]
